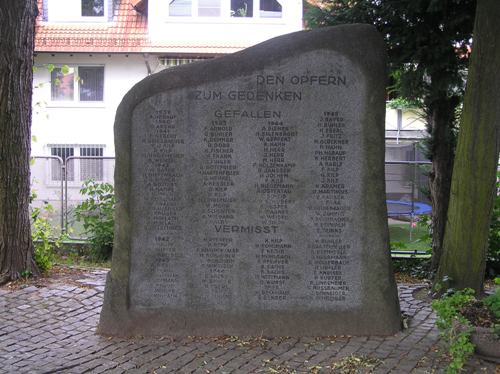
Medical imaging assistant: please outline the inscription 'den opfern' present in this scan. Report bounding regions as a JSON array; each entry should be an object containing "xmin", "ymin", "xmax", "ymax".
[{"xmin": 98, "ymin": 25, "xmax": 401, "ymax": 337}]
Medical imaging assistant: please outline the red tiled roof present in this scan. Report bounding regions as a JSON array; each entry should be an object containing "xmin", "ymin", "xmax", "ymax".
[{"xmin": 35, "ymin": 0, "xmax": 242, "ymax": 54}]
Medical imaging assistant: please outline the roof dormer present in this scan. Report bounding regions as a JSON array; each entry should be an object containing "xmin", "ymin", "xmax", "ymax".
[{"xmin": 41, "ymin": 0, "xmax": 115, "ymax": 23}]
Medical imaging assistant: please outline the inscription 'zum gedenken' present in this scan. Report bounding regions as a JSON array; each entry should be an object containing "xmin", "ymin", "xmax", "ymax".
[{"xmin": 192, "ymin": 74, "xmax": 347, "ymax": 102}]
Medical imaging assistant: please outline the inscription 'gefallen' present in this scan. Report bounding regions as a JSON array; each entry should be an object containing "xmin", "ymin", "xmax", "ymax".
[{"xmin": 99, "ymin": 25, "xmax": 401, "ymax": 337}]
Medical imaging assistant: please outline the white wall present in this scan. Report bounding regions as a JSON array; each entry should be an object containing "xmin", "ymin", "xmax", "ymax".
[
  {"xmin": 32, "ymin": 53, "xmax": 150, "ymax": 156},
  {"xmin": 385, "ymin": 107, "xmax": 426, "ymax": 131},
  {"xmin": 32, "ymin": 53, "xmax": 150, "ymax": 207}
]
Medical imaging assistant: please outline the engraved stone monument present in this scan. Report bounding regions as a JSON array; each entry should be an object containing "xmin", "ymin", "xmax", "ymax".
[{"xmin": 99, "ymin": 25, "xmax": 401, "ymax": 337}]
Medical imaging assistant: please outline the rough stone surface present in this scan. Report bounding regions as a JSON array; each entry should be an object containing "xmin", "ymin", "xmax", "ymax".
[
  {"xmin": 0, "ymin": 272, "xmax": 498, "ymax": 373},
  {"xmin": 100, "ymin": 25, "xmax": 400, "ymax": 336}
]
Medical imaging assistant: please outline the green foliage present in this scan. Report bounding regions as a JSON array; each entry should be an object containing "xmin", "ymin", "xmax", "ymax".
[
  {"xmin": 234, "ymin": 3, "xmax": 248, "ymax": 17},
  {"xmin": 389, "ymin": 241, "xmax": 407, "ymax": 251},
  {"xmin": 492, "ymin": 324, "xmax": 500, "ymax": 339},
  {"xmin": 486, "ymin": 173, "xmax": 500, "ymax": 277},
  {"xmin": 389, "ymin": 218, "xmax": 432, "ymax": 252},
  {"xmin": 484, "ymin": 278, "xmax": 500, "ymax": 319},
  {"xmin": 416, "ymin": 214, "xmax": 432, "ymax": 243},
  {"xmin": 386, "ymin": 97, "xmax": 420, "ymax": 110},
  {"xmin": 390, "ymin": 217, "xmax": 432, "ymax": 279},
  {"xmin": 74, "ymin": 180, "xmax": 115, "ymax": 261},
  {"xmin": 55, "ymin": 251, "xmax": 111, "ymax": 269},
  {"xmin": 392, "ymin": 257, "xmax": 431, "ymax": 279},
  {"xmin": 20, "ymin": 270, "xmax": 33, "ymax": 279},
  {"xmin": 60, "ymin": 64, "xmax": 70, "ymax": 75},
  {"xmin": 432, "ymin": 288, "xmax": 476, "ymax": 373},
  {"xmin": 305, "ymin": 0, "xmax": 475, "ymax": 104},
  {"xmin": 433, "ymin": 288, "xmax": 475, "ymax": 328},
  {"xmin": 31, "ymin": 197, "xmax": 65, "ymax": 273},
  {"xmin": 305, "ymin": 2, "xmax": 474, "ymax": 240},
  {"xmin": 432, "ymin": 279, "xmax": 500, "ymax": 371}
]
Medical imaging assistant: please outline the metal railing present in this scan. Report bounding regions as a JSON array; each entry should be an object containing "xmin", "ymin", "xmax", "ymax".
[
  {"xmin": 30, "ymin": 155, "xmax": 65, "ymax": 233},
  {"xmin": 31, "ymin": 155, "xmax": 115, "ymax": 238}
]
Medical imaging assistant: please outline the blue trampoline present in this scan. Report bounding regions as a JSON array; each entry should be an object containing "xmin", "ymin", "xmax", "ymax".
[{"xmin": 386, "ymin": 200, "xmax": 432, "ymax": 217}]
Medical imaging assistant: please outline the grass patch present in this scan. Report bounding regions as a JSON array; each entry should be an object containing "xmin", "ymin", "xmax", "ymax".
[
  {"xmin": 54, "ymin": 250, "xmax": 110, "ymax": 269},
  {"xmin": 389, "ymin": 222, "xmax": 431, "ymax": 253},
  {"xmin": 53, "ymin": 240, "xmax": 111, "ymax": 268}
]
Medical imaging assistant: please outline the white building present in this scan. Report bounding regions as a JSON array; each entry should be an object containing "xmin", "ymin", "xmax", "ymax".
[
  {"xmin": 32, "ymin": 0, "xmax": 303, "ymax": 217},
  {"xmin": 33, "ymin": 0, "xmax": 303, "ymax": 156}
]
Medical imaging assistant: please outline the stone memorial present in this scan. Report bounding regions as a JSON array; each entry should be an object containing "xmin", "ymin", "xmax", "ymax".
[{"xmin": 99, "ymin": 25, "xmax": 401, "ymax": 337}]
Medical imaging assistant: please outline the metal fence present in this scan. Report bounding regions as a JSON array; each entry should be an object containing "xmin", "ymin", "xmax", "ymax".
[
  {"xmin": 31, "ymin": 148, "xmax": 432, "ymax": 240},
  {"xmin": 385, "ymin": 140, "xmax": 430, "ymax": 201},
  {"xmin": 31, "ymin": 156, "xmax": 115, "ymax": 239}
]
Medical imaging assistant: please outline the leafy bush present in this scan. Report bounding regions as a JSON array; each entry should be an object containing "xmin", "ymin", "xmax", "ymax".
[
  {"xmin": 31, "ymin": 200, "xmax": 64, "ymax": 273},
  {"xmin": 432, "ymin": 278, "xmax": 500, "ymax": 373},
  {"xmin": 432, "ymin": 288, "xmax": 476, "ymax": 374},
  {"xmin": 74, "ymin": 180, "xmax": 115, "ymax": 261},
  {"xmin": 484, "ymin": 278, "xmax": 500, "ymax": 319},
  {"xmin": 392, "ymin": 257, "xmax": 430, "ymax": 279},
  {"xmin": 486, "ymin": 172, "xmax": 500, "ymax": 277}
]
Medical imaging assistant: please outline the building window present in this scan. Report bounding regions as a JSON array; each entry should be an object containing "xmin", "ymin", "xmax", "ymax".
[
  {"xmin": 50, "ymin": 145, "xmax": 105, "ymax": 182},
  {"xmin": 80, "ymin": 147, "xmax": 104, "ymax": 181},
  {"xmin": 260, "ymin": 0, "xmax": 281, "ymax": 18},
  {"xmin": 231, "ymin": 0, "xmax": 252, "ymax": 17},
  {"xmin": 51, "ymin": 66, "xmax": 104, "ymax": 102},
  {"xmin": 167, "ymin": 0, "xmax": 282, "ymax": 19},
  {"xmin": 169, "ymin": 0, "xmax": 192, "ymax": 16},
  {"xmin": 81, "ymin": 0, "xmax": 105, "ymax": 17},
  {"xmin": 51, "ymin": 67, "xmax": 75, "ymax": 101},
  {"xmin": 159, "ymin": 56, "xmax": 211, "ymax": 68},
  {"xmin": 198, "ymin": 0, "xmax": 221, "ymax": 16},
  {"xmin": 78, "ymin": 67, "xmax": 104, "ymax": 101},
  {"xmin": 51, "ymin": 146, "xmax": 74, "ymax": 181}
]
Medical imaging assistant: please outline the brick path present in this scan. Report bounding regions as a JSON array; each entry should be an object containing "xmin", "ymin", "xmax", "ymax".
[{"xmin": 0, "ymin": 269, "xmax": 498, "ymax": 374}]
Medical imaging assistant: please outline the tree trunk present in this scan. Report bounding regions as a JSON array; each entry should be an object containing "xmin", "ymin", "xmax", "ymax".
[
  {"xmin": 0, "ymin": 1, "xmax": 39, "ymax": 284},
  {"xmin": 427, "ymin": 97, "xmax": 458, "ymax": 275},
  {"xmin": 436, "ymin": 0, "xmax": 500, "ymax": 294}
]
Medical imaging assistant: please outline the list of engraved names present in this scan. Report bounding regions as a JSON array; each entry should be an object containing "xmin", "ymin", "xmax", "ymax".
[{"xmin": 130, "ymin": 64, "xmax": 361, "ymax": 309}]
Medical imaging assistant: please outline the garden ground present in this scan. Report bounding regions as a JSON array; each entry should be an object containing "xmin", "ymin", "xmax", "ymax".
[{"xmin": 0, "ymin": 267, "xmax": 498, "ymax": 374}]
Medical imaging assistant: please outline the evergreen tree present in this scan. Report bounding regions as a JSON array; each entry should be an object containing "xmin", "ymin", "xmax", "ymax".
[{"xmin": 306, "ymin": 0, "xmax": 476, "ymax": 274}]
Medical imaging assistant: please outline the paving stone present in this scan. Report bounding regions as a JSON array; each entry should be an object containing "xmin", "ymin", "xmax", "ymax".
[{"xmin": 1, "ymin": 274, "xmax": 498, "ymax": 374}]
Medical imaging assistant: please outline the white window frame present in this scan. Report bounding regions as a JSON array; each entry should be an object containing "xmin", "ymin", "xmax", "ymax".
[
  {"xmin": 166, "ymin": 0, "xmax": 283, "ymax": 22},
  {"xmin": 49, "ymin": 64, "xmax": 105, "ymax": 107}
]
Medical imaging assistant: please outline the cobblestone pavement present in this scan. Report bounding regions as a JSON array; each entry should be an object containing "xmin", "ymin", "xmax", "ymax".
[{"xmin": 0, "ymin": 269, "xmax": 498, "ymax": 374}]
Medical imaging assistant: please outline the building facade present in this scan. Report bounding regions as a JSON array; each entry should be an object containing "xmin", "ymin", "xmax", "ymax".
[{"xmin": 32, "ymin": 0, "xmax": 303, "ymax": 212}]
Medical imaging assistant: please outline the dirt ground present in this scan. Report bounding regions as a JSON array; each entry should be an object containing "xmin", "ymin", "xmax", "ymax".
[{"xmin": 0, "ymin": 265, "xmax": 106, "ymax": 291}]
